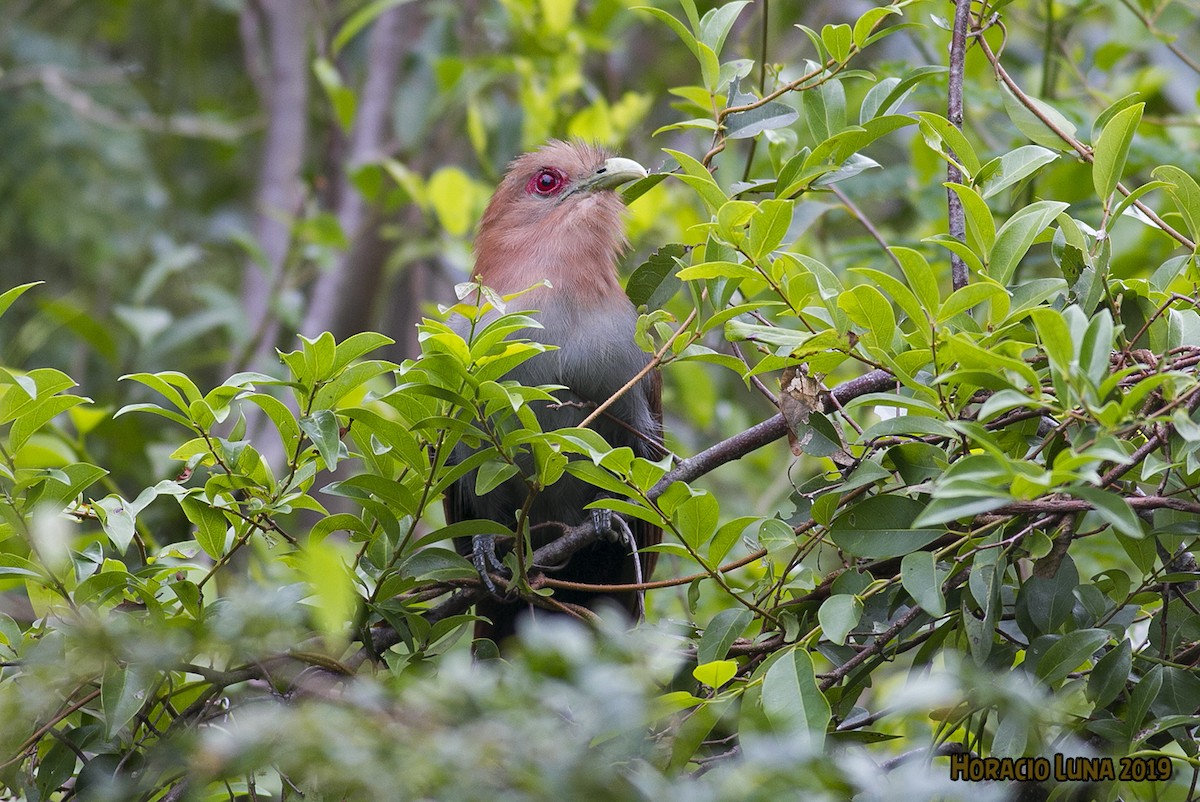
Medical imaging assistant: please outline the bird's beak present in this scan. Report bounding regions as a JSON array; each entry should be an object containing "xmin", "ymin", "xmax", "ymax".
[{"xmin": 573, "ymin": 157, "xmax": 648, "ymax": 194}]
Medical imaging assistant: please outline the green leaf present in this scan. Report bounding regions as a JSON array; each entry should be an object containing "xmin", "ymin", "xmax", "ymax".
[
  {"xmin": 627, "ymin": 244, "xmax": 686, "ymax": 309},
  {"xmin": 1020, "ymin": 565, "xmax": 1078, "ymax": 635},
  {"xmin": 1092, "ymin": 92, "xmax": 1143, "ymax": 138},
  {"xmin": 976, "ymin": 145, "xmax": 1059, "ymax": 200},
  {"xmin": 802, "ymin": 79, "xmax": 846, "ymax": 143},
  {"xmin": 894, "ymin": 247, "xmax": 940, "ymax": 312},
  {"xmin": 1087, "ymin": 639, "xmax": 1131, "ymax": 708},
  {"xmin": 9, "ymin": 395, "xmax": 90, "ymax": 452},
  {"xmin": 475, "ymin": 460, "xmax": 520, "ymax": 495},
  {"xmin": 925, "ymin": 234, "xmax": 985, "ymax": 280},
  {"xmin": 821, "ymin": 23, "xmax": 852, "ymax": 62},
  {"xmin": 708, "ymin": 515, "xmax": 756, "ymax": 565},
  {"xmin": 664, "ymin": 149, "xmax": 727, "ymax": 212},
  {"xmin": 937, "ymin": 281, "xmax": 1007, "ymax": 322},
  {"xmin": 1092, "ymin": 103, "xmax": 1143, "ymax": 200},
  {"xmin": 945, "ymin": 183, "xmax": 996, "ymax": 254},
  {"xmin": 332, "ymin": 0, "xmax": 419, "ymax": 53},
  {"xmin": 1151, "ymin": 165, "xmax": 1200, "ymax": 241},
  {"xmin": 634, "ymin": 6, "xmax": 698, "ymax": 57},
  {"xmin": 1127, "ymin": 665, "xmax": 1163, "ymax": 733},
  {"xmin": 1030, "ymin": 307, "xmax": 1073, "ymax": 376},
  {"xmin": 180, "ymin": 496, "xmax": 230, "ymax": 558},
  {"xmin": 300, "ymin": 409, "xmax": 343, "ymax": 470},
  {"xmin": 313, "ymin": 359, "xmax": 397, "ymax": 410},
  {"xmin": 698, "ymin": 607, "xmax": 754, "ymax": 664},
  {"xmin": 0, "ymin": 282, "xmax": 41, "ymax": 321},
  {"xmin": 747, "ymin": 199, "xmax": 795, "ymax": 260},
  {"xmin": 698, "ymin": 1, "xmax": 750, "ymax": 54},
  {"xmin": 830, "ymin": 496, "xmax": 943, "ymax": 559},
  {"xmin": 787, "ymin": 410, "xmax": 845, "ymax": 458},
  {"xmin": 332, "ymin": 331, "xmax": 395, "ymax": 372},
  {"xmin": 1035, "ymin": 628, "xmax": 1109, "ymax": 686},
  {"xmin": 988, "ymin": 201, "xmax": 1070, "ymax": 285},
  {"xmin": 313, "ymin": 57, "xmax": 356, "ymax": 131},
  {"xmin": 677, "ymin": 261, "xmax": 761, "ymax": 282},
  {"xmin": 93, "ymin": 496, "xmax": 136, "ymax": 553},
  {"xmin": 101, "ymin": 661, "xmax": 154, "ymax": 739},
  {"xmin": 113, "ymin": 402, "xmax": 193, "ymax": 429},
  {"xmin": 35, "ymin": 739, "xmax": 75, "ymax": 798},
  {"xmin": 38, "ymin": 463, "xmax": 109, "ymax": 510},
  {"xmin": 693, "ymin": 659, "xmax": 738, "ymax": 689},
  {"xmin": 1069, "ymin": 487, "xmax": 1143, "ymax": 538},
  {"xmin": 1079, "ymin": 309, "xmax": 1114, "ymax": 386},
  {"xmin": 913, "ymin": 111, "xmax": 980, "ymax": 177},
  {"xmin": 860, "ymin": 66, "xmax": 946, "ymax": 123},
  {"xmin": 299, "ymin": 539, "xmax": 358, "ymax": 647},
  {"xmin": 565, "ymin": 460, "xmax": 635, "ymax": 497},
  {"xmin": 673, "ymin": 489, "xmax": 719, "ymax": 551},
  {"xmin": 818, "ymin": 593, "xmax": 862, "ymax": 646},
  {"xmin": 242, "ymin": 393, "xmax": 301, "ymax": 452},
  {"xmin": 838, "ymin": 284, "xmax": 895, "ymax": 349},
  {"xmin": 725, "ymin": 100, "xmax": 799, "ymax": 140},
  {"xmin": 1000, "ymin": 84, "xmax": 1077, "ymax": 152},
  {"xmin": 761, "ymin": 648, "xmax": 831, "ymax": 748},
  {"xmin": 851, "ymin": 268, "xmax": 926, "ymax": 330},
  {"xmin": 171, "ymin": 579, "xmax": 203, "ymax": 619},
  {"xmin": 901, "ymin": 551, "xmax": 945, "ymax": 616},
  {"xmin": 1005, "ymin": 277, "xmax": 1067, "ymax": 322},
  {"xmin": 120, "ymin": 371, "xmax": 198, "ymax": 412},
  {"xmin": 853, "ymin": 6, "xmax": 899, "ymax": 49}
]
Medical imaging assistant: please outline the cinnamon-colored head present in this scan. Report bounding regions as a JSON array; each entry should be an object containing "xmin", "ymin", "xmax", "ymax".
[{"xmin": 473, "ymin": 141, "xmax": 646, "ymax": 300}]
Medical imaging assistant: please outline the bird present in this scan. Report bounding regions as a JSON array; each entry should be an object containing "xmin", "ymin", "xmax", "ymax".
[{"xmin": 444, "ymin": 140, "xmax": 663, "ymax": 648}]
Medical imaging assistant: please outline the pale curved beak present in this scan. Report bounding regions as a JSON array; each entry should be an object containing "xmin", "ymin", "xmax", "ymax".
[{"xmin": 577, "ymin": 157, "xmax": 648, "ymax": 193}]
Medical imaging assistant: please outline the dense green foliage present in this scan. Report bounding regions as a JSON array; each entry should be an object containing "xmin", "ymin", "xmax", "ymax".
[{"xmin": 2, "ymin": 0, "xmax": 1200, "ymax": 799}]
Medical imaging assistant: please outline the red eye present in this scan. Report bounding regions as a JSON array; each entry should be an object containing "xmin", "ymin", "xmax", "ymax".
[{"xmin": 527, "ymin": 168, "xmax": 566, "ymax": 196}]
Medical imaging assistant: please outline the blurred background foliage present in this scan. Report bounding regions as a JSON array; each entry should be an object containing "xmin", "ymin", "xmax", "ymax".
[{"xmin": 2, "ymin": 0, "xmax": 1200, "ymax": 799}]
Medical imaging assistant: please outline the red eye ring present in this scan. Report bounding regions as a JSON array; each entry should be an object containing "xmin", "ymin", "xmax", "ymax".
[{"xmin": 527, "ymin": 167, "xmax": 567, "ymax": 196}]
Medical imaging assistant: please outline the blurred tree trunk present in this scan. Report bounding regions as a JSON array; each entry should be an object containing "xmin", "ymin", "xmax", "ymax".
[
  {"xmin": 300, "ymin": 4, "xmax": 413, "ymax": 342},
  {"xmin": 232, "ymin": 0, "xmax": 311, "ymax": 375}
]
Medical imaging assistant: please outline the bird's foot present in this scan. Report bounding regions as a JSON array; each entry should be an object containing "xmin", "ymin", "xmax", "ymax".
[
  {"xmin": 590, "ymin": 509, "xmax": 645, "ymax": 618},
  {"xmin": 591, "ymin": 509, "xmax": 616, "ymax": 542},
  {"xmin": 592, "ymin": 508, "xmax": 635, "ymax": 544},
  {"xmin": 593, "ymin": 508, "xmax": 640, "ymax": 547},
  {"xmin": 471, "ymin": 534, "xmax": 511, "ymax": 598}
]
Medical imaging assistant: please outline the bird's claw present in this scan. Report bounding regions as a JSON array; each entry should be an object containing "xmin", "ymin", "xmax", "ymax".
[
  {"xmin": 591, "ymin": 509, "xmax": 615, "ymax": 542},
  {"xmin": 592, "ymin": 508, "xmax": 635, "ymax": 544},
  {"xmin": 471, "ymin": 534, "xmax": 510, "ymax": 598},
  {"xmin": 590, "ymin": 509, "xmax": 645, "ymax": 618}
]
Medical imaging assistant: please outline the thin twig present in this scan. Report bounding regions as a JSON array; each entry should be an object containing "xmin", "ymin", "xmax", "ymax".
[
  {"xmin": 977, "ymin": 32, "xmax": 1195, "ymax": 250},
  {"xmin": 829, "ymin": 185, "xmax": 903, "ymax": 272},
  {"xmin": 578, "ymin": 307, "xmax": 698, "ymax": 429}
]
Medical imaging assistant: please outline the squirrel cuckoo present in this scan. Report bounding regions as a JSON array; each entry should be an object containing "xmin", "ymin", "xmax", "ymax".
[{"xmin": 445, "ymin": 141, "xmax": 662, "ymax": 647}]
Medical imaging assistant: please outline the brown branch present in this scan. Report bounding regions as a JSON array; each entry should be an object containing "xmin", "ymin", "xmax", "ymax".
[
  {"xmin": 648, "ymin": 369, "xmax": 895, "ymax": 498},
  {"xmin": 819, "ymin": 569, "xmax": 968, "ymax": 691},
  {"xmin": 994, "ymin": 495, "xmax": 1200, "ymax": 516},
  {"xmin": 946, "ymin": 0, "xmax": 973, "ymax": 290},
  {"xmin": 819, "ymin": 603, "xmax": 925, "ymax": 690},
  {"xmin": 1099, "ymin": 387, "xmax": 1200, "ymax": 487}
]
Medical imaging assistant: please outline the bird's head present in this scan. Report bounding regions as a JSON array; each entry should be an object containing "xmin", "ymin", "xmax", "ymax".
[{"xmin": 473, "ymin": 141, "xmax": 647, "ymax": 298}]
